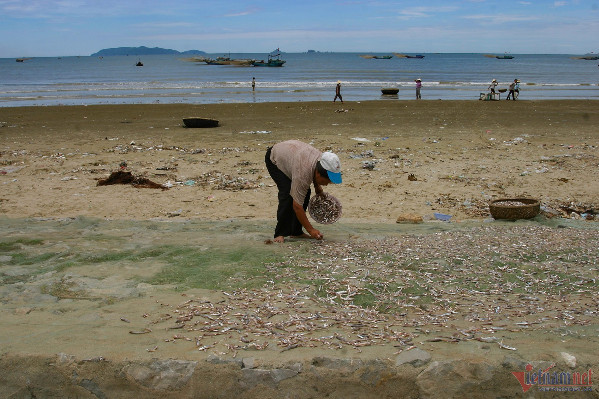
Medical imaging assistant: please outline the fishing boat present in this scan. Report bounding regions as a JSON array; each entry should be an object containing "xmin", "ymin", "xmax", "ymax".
[
  {"xmin": 496, "ymin": 54, "xmax": 514, "ymax": 59},
  {"xmin": 228, "ymin": 59, "xmax": 255, "ymax": 66},
  {"xmin": 373, "ymin": 55, "xmax": 393, "ymax": 59},
  {"xmin": 578, "ymin": 53, "xmax": 599, "ymax": 60},
  {"xmin": 393, "ymin": 53, "xmax": 425, "ymax": 59},
  {"xmin": 205, "ymin": 55, "xmax": 232, "ymax": 65},
  {"xmin": 252, "ymin": 51, "xmax": 285, "ymax": 67}
]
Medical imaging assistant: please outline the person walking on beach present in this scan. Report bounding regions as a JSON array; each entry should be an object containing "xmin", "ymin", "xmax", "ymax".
[
  {"xmin": 252, "ymin": 77, "xmax": 256, "ymax": 91},
  {"xmin": 514, "ymin": 79, "xmax": 520, "ymax": 99},
  {"xmin": 415, "ymin": 78, "xmax": 422, "ymax": 100},
  {"xmin": 334, "ymin": 81, "xmax": 343, "ymax": 103},
  {"xmin": 506, "ymin": 79, "xmax": 517, "ymax": 100},
  {"xmin": 265, "ymin": 140, "xmax": 342, "ymax": 243}
]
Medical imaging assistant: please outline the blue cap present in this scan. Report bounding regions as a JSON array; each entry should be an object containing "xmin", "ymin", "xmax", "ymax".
[{"xmin": 320, "ymin": 152, "xmax": 342, "ymax": 184}]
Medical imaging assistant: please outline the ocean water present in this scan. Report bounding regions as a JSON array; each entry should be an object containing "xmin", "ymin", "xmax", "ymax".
[{"xmin": 0, "ymin": 52, "xmax": 597, "ymax": 107}]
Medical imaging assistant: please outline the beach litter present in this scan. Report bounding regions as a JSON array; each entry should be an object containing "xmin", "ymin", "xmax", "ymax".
[
  {"xmin": 0, "ymin": 166, "xmax": 25, "ymax": 174},
  {"xmin": 362, "ymin": 160, "xmax": 377, "ymax": 170},
  {"xmin": 97, "ymin": 170, "xmax": 168, "ymax": 190},
  {"xmin": 349, "ymin": 150, "xmax": 374, "ymax": 159},
  {"xmin": 434, "ymin": 213, "xmax": 452, "ymax": 221},
  {"xmin": 239, "ymin": 130, "xmax": 271, "ymax": 134}
]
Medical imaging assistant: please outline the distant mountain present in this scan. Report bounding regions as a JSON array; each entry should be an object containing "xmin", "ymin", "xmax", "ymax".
[{"xmin": 91, "ymin": 46, "xmax": 206, "ymax": 56}]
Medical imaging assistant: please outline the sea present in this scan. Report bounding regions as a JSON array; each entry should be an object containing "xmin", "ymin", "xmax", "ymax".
[{"xmin": 1, "ymin": 52, "xmax": 597, "ymax": 107}]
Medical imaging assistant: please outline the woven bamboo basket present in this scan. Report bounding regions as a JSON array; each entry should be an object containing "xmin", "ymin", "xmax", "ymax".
[
  {"xmin": 489, "ymin": 198, "xmax": 540, "ymax": 220},
  {"xmin": 309, "ymin": 193, "xmax": 342, "ymax": 224}
]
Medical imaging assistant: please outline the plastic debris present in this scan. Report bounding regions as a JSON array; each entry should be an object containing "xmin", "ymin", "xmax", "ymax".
[{"xmin": 434, "ymin": 213, "xmax": 452, "ymax": 221}]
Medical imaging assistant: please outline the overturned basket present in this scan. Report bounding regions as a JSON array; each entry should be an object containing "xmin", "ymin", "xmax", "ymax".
[
  {"xmin": 489, "ymin": 198, "xmax": 540, "ymax": 220},
  {"xmin": 309, "ymin": 193, "xmax": 342, "ymax": 224}
]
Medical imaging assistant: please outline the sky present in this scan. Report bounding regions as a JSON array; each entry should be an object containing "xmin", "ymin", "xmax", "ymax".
[{"xmin": 1, "ymin": 0, "xmax": 598, "ymax": 57}]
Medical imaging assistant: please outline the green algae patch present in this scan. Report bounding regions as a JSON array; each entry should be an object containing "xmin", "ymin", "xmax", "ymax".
[{"xmin": 144, "ymin": 245, "xmax": 285, "ymax": 290}]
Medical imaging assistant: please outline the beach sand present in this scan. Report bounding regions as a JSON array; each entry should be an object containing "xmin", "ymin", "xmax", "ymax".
[
  {"xmin": 1, "ymin": 100, "xmax": 598, "ymax": 222},
  {"xmin": 1, "ymin": 101, "xmax": 598, "ymax": 398}
]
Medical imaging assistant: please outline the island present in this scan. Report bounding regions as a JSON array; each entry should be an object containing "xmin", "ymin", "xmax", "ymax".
[{"xmin": 91, "ymin": 46, "xmax": 206, "ymax": 57}]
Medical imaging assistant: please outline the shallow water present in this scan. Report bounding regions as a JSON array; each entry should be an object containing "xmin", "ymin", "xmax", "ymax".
[{"xmin": 1, "ymin": 53, "xmax": 598, "ymax": 107}]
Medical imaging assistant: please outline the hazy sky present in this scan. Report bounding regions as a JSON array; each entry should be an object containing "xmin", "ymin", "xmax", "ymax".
[{"xmin": 1, "ymin": 0, "xmax": 598, "ymax": 57}]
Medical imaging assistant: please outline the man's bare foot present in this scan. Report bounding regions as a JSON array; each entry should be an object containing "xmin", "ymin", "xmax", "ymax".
[
  {"xmin": 291, "ymin": 233, "xmax": 312, "ymax": 239},
  {"xmin": 273, "ymin": 236, "xmax": 285, "ymax": 243}
]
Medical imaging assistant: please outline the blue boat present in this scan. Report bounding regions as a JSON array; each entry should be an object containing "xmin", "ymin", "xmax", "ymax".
[{"xmin": 252, "ymin": 50, "xmax": 286, "ymax": 67}]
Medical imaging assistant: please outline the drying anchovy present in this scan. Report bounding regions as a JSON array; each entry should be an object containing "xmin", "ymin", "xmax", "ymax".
[
  {"xmin": 309, "ymin": 193, "xmax": 342, "ymax": 224},
  {"xmin": 493, "ymin": 200, "xmax": 528, "ymax": 207}
]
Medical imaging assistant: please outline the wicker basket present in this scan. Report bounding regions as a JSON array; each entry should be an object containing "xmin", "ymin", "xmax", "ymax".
[
  {"xmin": 309, "ymin": 193, "xmax": 342, "ymax": 224},
  {"xmin": 489, "ymin": 198, "xmax": 540, "ymax": 220}
]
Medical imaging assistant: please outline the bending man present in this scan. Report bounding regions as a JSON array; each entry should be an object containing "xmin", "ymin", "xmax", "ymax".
[{"xmin": 265, "ymin": 140, "xmax": 342, "ymax": 243}]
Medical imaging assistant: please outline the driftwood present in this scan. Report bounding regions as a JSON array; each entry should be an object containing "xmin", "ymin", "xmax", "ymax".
[{"xmin": 97, "ymin": 171, "xmax": 167, "ymax": 190}]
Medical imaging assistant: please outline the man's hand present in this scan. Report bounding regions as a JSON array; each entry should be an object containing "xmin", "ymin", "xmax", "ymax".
[
  {"xmin": 308, "ymin": 228, "xmax": 323, "ymax": 240},
  {"xmin": 293, "ymin": 200, "xmax": 323, "ymax": 240}
]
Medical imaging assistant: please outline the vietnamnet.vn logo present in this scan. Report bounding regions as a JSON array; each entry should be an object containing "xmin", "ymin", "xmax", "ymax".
[{"xmin": 512, "ymin": 363, "xmax": 593, "ymax": 393}]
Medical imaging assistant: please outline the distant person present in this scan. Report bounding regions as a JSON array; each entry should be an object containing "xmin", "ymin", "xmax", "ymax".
[
  {"xmin": 334, "ymin": 81, "xmax": 343, "ymax": 103},
  {"xmin": 252, "ymin": 77, "xmax": 256, "ymax": 91},
  {"xmin": 415, "ymin": 78, "xmax": 422, "ymax": 100},
  {"xmin": 488, "ymin": 79, "xmax": 498, "ymax": 94},
  {"xmin": 506, "ymin": 79, "xmax": 517, "ymax": 100},
  {"xmin": 514, "ymin": 79, "xmax": 520, "ymax": 99}
]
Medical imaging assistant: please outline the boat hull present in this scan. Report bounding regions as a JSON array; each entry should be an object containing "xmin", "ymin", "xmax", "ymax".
[
  {"xmin": 183, "ymin": 118, "xmax": 219, "ymax": 128},
  {"xmin": 252, "ymin": 60, "xmax": 286, "ymax": 67}
]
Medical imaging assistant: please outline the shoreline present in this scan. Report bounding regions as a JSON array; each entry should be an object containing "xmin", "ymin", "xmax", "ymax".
[{"xmin": 0, "ymin": 92, "xmax": 599, "ymax": 109}]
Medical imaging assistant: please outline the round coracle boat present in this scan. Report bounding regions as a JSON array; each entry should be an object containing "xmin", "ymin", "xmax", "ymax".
[
  {"xmin": 381, "ymin": 88, "xmax": 399, "ymax": 95},
  {"xmin": 489, "ymin": 198, "xmax": 540, "ymax": 220},
  {"xmin": 183, "ymin": 118, "xmax": 219, "ymax": 128}
]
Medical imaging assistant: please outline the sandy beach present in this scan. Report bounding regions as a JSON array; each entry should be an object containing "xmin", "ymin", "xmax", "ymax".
[
  {"xmin": 1, "ymin": 100, "xmax": 598, "ymax": 398},
  {"xmin": 1, "ymin": 100, "xmax": 598, "ymax": 222}
]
